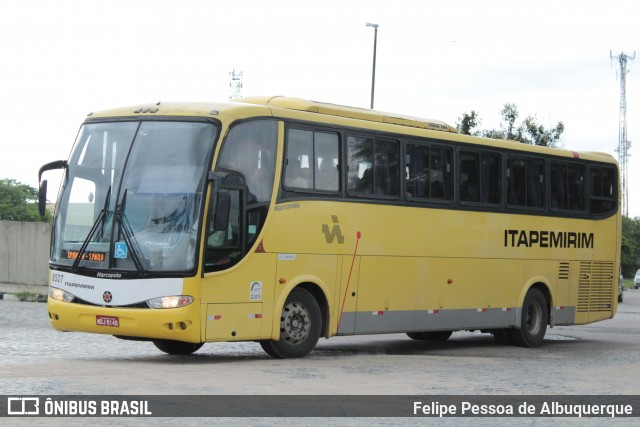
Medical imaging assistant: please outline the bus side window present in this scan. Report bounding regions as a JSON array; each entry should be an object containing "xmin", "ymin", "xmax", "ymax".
[
  {"xmin": 568, "ymin": 164, "xmax": 585, "ymax": 211},
  {"xmin": 459, "ymin": 151, "xmax": 479, "ymax": 202},
  {"xmin": 507, "ymin": 157, "xmax": 526, "ymax": 206},
  {"xmin": 481, "ymin": 152, "xmax": 501, "ymax": 204},
  {"xmin": 285, "ymin": 129, "xmax": 339, "ymax": 192},
  {"xmin": 590, "ymin": 166, "xmax": 616, "ymax": 214},
  {"xmin": 405, "ymin": 143, "xmax": 452, "ymax": 201},
  {"xmin": 551, "ymin": 162, "xmax": 585, "ymax": 212},
  {"xmin": 550, "ymin": 162, "xmax": 568, "ymax": 209},
  {"xmin": 348, "ymin": 136, "xmax": 374, "ymax": 194},
  {"xmin": 507, "ymin": 156, "xmax": 545, "ymax": 208},
  {"xmin": 527, "ymin": 158, "xmax": 545, "ymax": 208}
]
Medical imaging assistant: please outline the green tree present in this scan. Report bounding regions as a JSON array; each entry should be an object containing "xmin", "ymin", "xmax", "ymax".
[
  {"xmin": 621, "ymin": 216, "xmax": 640, "ymax": 278},
  {"xmin": 0, "ymin": 178, "xmax": 51, "ymax": 222},
  {"xmin": 457, "ymin": 103, "xmax": 565, "ymax": 147}
]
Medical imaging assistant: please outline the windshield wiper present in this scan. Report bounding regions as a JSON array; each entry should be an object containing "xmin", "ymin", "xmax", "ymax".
[
  {"xmin": 72, "ymin": 185, "xmax": 111, "ymax": 272},
  {"xmin": 112, "ymin": 189, "xmax": 148, "ymax": 276}
]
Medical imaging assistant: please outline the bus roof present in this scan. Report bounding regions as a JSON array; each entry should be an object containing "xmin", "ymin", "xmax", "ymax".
[
  {"xmin": 236, "ymin": 96, "xmax": 458, "ymax": 133},
  {"xmin": 85, "ymin": 98, "xmax": 616, "ymax": 165}
]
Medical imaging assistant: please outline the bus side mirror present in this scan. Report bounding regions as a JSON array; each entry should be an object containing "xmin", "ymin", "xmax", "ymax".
[
  {"xmin": 38, "ymin": 180, "xmax": 48, "ymax": 217},
  {"xmin": 213, "ymin": 191, "xmax": 231, "ymax": 232}
]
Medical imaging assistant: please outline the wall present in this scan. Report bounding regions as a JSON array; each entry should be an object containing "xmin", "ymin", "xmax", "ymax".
[{"xmin": 0, "ymin": 221, "xmax": 51, "ymax": 286}]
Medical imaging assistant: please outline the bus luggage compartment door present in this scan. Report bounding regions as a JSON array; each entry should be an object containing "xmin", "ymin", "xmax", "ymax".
[{"xmin": 205, "ymin": 302, "xmax": 263, "ymax": 341}]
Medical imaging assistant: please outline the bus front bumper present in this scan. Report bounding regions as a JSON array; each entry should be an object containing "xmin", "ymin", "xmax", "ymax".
[{"xmin": 47, "ymin": 298, "xmax": 202, "ymax": 343}]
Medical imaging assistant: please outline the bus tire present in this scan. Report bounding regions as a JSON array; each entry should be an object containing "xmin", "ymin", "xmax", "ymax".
[
  {"xmin": 406, "ymin": 331, "xmax": 453, "ymax": 341},
  {"xmin": 260, "ymin": 288, "xmax": 321, "ymax": 359},
  {"xmin": 153, "ymin": 339, "xmax": 204, "ymax": 355},
  {"xmin": 509, "ymin": 288, "xmax": 548, "ymax": 348}
]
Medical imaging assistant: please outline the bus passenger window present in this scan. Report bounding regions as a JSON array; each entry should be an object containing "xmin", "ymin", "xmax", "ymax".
[
  {"xmin": 590, "ymin": 166, "xmax": 616, "ymax": 214},
  {"xmin": 348, "ymin": 136, "xmax": 399, "ymax": 197},
  {"xmin": 507, "ymin": 157, "xmax": 526, "ymax": 206},
  {"xmin": 527, "ymin": 158, "xmax": 545, "ymax": 208},
  {"xmin": 507, "ymin": 156, "xmax": 545, "ymax": 208},
  {"xmin": 550, "ymin": 163, "xmax": 568, "ymax": 209},
  {"xmin": 459, "ymin": 151, "xmax": 479, "ymax": 202},
  {"xmin": 405, "ymin": 144, "xmax": 452, "ymax": 201},
  {"xmin": 285, "ymin": 129, "xmax": 339, "ymax": 192},
  {"xmin": 314, "ymin": 132, "xmax": 339, "ymax": 191},
  {"xmin": 481, "ymin": 152, "xmax": 501, "ymax": 204},
  {"xmin": 285, "ymin": 129, "xmax": 313, "ymax": 189},
  {"xmin": 567, "ymin": 164, "xmax": 585, "ymax": 211},
  {"xmin": 550, "ymin": 162, "xmax": 585, "ymax": 211}
]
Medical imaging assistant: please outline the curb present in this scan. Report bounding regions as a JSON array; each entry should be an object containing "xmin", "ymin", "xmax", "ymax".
[{"xmin": 0, "ymin": 292, "xmax": 20, "ymax": 302}]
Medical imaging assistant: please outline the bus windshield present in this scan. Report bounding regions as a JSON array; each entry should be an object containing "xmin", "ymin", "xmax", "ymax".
[{"xmin": 51, "ymin": 120, "xmax": 217, "ymax": 274}]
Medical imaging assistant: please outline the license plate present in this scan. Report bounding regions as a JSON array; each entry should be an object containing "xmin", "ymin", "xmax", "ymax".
[{"xmin": 96, "ymin": 315, "xmax": 120, "ymax": 327}]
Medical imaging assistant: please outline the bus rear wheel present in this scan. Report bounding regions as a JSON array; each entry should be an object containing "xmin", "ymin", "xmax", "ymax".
[
  {"xmin": 406, "ymin": 331, "xmax": 453, "ymax": 341},
  {"xmin": 153, "ymin": 339, "xmax": 204, "ymax": 355},
  {"xmin": 260, "ymin": 288, "xmax": 321, "ymax": 359},
  {"xmin": 509, "ymin": 288, "xmax": 548, "ymax": 348}
]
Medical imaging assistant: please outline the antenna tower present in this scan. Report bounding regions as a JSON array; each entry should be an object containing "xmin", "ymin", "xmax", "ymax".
[
  {"xmin": 611, "ymin": 51, "xmax": 635, "ymax": 217},
  {"xmin": 229, "ymin": 69, "xmax": 243, "ymax": 99}
]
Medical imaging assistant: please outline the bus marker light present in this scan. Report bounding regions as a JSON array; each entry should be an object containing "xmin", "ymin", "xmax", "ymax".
[
  {"xmin": 428, "ymin": 310, "xmax": 439, "ymax": 314},
  {"xmin": 279, "ymin": 278, "xmax": 286, "ymax": 284},
  {"xmin": 447, "ymin": 279, "xmax": 453, "ymax": 284},
  {"xmin": 372, "ymin": 310, "xmax": 384, "ymax": 316},
  {"xmin": 477, "ymin": 308, "xmax": 487, "ymax": 313}
]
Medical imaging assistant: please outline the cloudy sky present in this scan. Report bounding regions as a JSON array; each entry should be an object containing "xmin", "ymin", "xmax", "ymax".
[{"xmin": 2, "ymin": 0, "xmax": 639, "ymax": 215}]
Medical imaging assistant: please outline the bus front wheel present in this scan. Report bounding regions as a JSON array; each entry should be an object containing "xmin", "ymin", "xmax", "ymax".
[
  {"xmin": 509, "ymin": 288, "xmax": 548, "ymax": 348},
  {"xmin": 260, "ymin": 288, "xmax": 321, "ymax": 359},
  {"xmin": 153, "ymin": 339, "xmax": 204, "ymax": 355}
]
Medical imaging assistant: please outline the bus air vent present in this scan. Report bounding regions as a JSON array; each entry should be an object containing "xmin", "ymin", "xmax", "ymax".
[
  {"xmin": 558, "ymin": 262, "xmax": 570, "ymax": 280},
  {"xmin": 577, "ymin": 261, "xmax": 614, "ymax": 313}
]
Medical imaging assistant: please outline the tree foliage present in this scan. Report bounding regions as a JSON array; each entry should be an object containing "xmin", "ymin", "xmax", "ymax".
[
  {"xmin": 0, "ymin": 179, "xmax": 51, "ymax": 222},
  {"xmin": 456, "ymin": 103, "xmax": 565, "ymax": 147},
  {"xmin": 622, "ymin": 216, "xmax": 640, "ymax": 278}
]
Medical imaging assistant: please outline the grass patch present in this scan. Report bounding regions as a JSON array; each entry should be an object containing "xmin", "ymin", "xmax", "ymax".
[{"xmin": 13, "ymin": 291, "xmax": 47, "ymax": 303}]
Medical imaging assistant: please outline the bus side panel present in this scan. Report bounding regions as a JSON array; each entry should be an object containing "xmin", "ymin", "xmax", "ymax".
[
  {"xmin": 354, "ymin": 257, "xmax": 418, "ymax": 334},
  {"xmin": 441, "ymin": 258, "xmax": 518, "ymax": 329},
  {"xmin": 273, "ymin": 253, "xmax": 338, "ymax": 339},
  {"xmin": 335, "ymin": 255, "xmax": 359, "ymax": 335},
  {"xmin": 201, "ymin": 253, "xmax": 277, "ymax": 342}
]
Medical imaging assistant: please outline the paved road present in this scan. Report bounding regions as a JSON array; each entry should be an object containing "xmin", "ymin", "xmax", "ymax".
[{"xmin": 1, "ymin": 289, "xmax": 639, "ymax": 424}]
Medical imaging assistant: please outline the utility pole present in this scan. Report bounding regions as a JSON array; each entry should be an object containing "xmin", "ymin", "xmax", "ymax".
[
  {"xmin": 611, "ymin": 51, "xmax": 635, "ymax": 217},
  {"xmin": 366, "ymin": 23, "xmax": 379, "ymax": 109}
]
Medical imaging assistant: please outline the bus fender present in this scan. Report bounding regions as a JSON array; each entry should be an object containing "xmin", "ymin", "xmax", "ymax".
[
  {"xmin": 515, "ymin": 277, "xmax": 553, "ymax": 329},
  {"xmin": 270, "ymin": 274, "xmax": 331, "ymax": 340}
]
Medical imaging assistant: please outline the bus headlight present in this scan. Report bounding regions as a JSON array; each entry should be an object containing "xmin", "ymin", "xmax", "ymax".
[
  {"xmin": 49, "ymin": 287, "xmax": 75, "ymax": 303},
  {"xmin": 146, "ymin": 295, "xmax": 194, "ymax": 309}
]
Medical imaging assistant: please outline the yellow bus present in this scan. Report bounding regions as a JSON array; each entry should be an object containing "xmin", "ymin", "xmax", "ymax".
[{"xmin": 39, "ymin": 96, "xmax": 621, "ymax": 358}]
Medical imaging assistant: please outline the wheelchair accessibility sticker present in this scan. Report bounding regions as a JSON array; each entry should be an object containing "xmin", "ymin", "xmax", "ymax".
[{"xmin": 114, "ymin": 241, "xmax": 128, "ymax": 259}]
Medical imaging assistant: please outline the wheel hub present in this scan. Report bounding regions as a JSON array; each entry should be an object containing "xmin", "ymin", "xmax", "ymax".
[{"xmin": 281, "ymin": 301, "xmax": 310, "ymax": 344}]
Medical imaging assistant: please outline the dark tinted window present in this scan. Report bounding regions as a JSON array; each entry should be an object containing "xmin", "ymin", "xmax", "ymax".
[
  {"xmin": 405, "ymin": 144, "xmax": 452, "ymax": 201},
  {"xmin": 347, "ymin": 136, "xmax": 399, "ymax": 197},
  {"xmin": 590, "ymin": 166, "xmax": 617, "ymax": 214}
]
